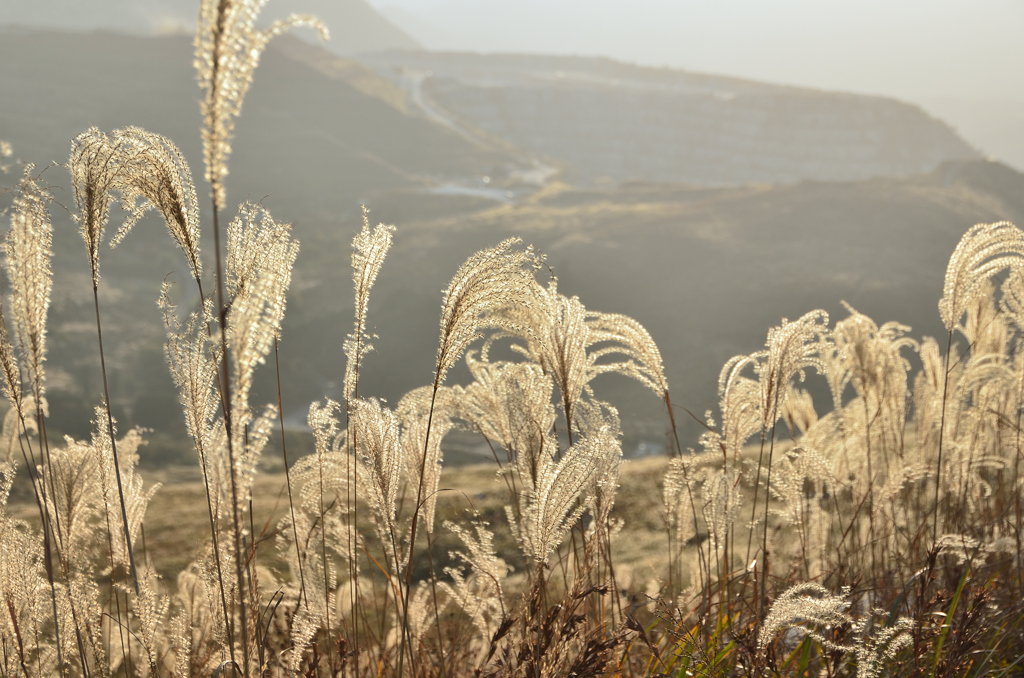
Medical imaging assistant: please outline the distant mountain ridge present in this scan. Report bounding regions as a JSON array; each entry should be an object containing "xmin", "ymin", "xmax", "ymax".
[
  {"xmin": 359, "ymin": 51, "xmax": 980, "ymax": 186},
  {"xmin": 0, "ymin": 0, "xmax": 420, "ymax": 54}
]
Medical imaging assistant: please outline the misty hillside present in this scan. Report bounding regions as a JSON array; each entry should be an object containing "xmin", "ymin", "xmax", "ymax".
[
  {"xmin": 1, "ymin": 30, "xmax": 1018, "ymax": 463},
  {"xmin": 0, "ymin": 0, "xmax": 420, "ymax": 54},
  {"xmin": 360, "ymin": 51, "xmax": 980, "ymax": 186},
  {"xmin": 0, "ymin": 31, "xmax": 513, "ymax": 205}
]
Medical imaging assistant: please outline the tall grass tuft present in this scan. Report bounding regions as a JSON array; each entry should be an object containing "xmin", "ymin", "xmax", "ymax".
[{"xmin": 1, "ymin": 1, "xmax": 1024, "ymax": 676}]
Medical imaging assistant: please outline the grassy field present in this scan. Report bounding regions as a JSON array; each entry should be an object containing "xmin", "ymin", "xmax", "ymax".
[
  {"xmin": 1, "ymin": 0, "xmax": 1023, "ymax": 676},
  {"xmin": 38, "ymin": 455, "xmax": 674, "ymax": 599}
]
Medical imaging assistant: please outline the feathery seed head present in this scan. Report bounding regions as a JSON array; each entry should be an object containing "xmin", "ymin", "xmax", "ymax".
[
  {"xmin": 718, "ymin": 354, "xmax": 762, "ymax": 458},
  {"xmin": 782, "ymin": 386, "xmax": 817, "ymax": 437},
  {"xmin": 703, "ymin": 465, "xmax": 741, "ymax": 552},
  {"xmin": 580, "ymin": 417, "xmax": 622, "ymax": 528},
  {"xmin": 160, "ymin": 285, "xmax": 220, "ymax": 453},
  {"xmin": 224, "ymin": 202, "xmax": 298, "ymax": 422},
  {"xmin": 106, "ymin": 127, "xmax": 202, "ymax": 279},
  {"xmin": 831, "ymin": 304, "xmax": 916, "ymax": 437},
  {"xmin": 758, "ymin": 310, "xmax": 829, "ymax": 431},
  {"xmin": 196, "ymin": 0, "xmax": 328, "ymax": 210},
  {"xmin": 0, "ymin": 301, "xmax": 22, "ymax": 414},
  {"xmin": 351, "ymin": 398, "xmax": 402, "ymax": 534},
  {"xmin": 435, "ymin": 238, "xmax": 541, "ymax": 384},
  {"xmin": 70, "ymin": 128, "xmax": 121, "ymax": 286},
  {"xmin": 663, "ymin": 456, "xmax": 696, "ymax": 543},
  {"xmin": 585, "ymin": 310, "xmax": 669, "ymax": 397},
  {"xmin": 461, "ymin": 352, "xmax": 555, "ymax": 489},
  {"xmin": 441, "ymin": 514, "xmax": 509, "ymax": 641},
  {"xmin": 545, "ymin": 293, "xmax": 590, "ymax": 427},
  {"xmin": 854, "ymin": 616, "xmax": 913, "ymax": 678},
  {"xmin": 759, "ymin": 583, "xmax": 852, "ymax": 652},
  {"xmin": 3, "ymin": 169, "xmax": 52, "ymax": 403},
  {"xmin": 940, "ymin": 221, "xmax": 1024, "ymax": 332},
  {"xmin": 344, "ymin": 209, "xmax": 394, "ymax": 401},
  {"xmin": 509, "ymin": 435, "xmax": 600, "ymax": 562},
  {"xmin": 397, "ymin": 385, "xmax": 457, "ymax": 532}
]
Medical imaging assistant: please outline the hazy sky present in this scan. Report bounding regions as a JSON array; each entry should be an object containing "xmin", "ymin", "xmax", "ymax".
[{"xmin": 370, "ymin": 0, "xmax": 1024, "ymax": 103}]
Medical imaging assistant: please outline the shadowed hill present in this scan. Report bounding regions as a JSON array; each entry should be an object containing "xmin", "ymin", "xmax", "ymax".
[
  {"xmin": 0, "ymin": 29, "xmax": 517, "ymax": 455},
  {"xmin": 336, "ymin": 159, "xmax": 1024, "ymax": 450},
  {"xmin": 1, "ymin": 31, "xmax": 1018, "ymax": 462}
]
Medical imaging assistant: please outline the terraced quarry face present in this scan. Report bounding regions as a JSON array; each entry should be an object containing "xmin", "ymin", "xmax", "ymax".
[{"xmin": 359, "ymin": 51, "xmax": 978, "ymax": 186}]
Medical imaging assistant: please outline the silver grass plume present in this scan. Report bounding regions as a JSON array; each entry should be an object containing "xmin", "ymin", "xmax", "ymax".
[
  {"xmin": 760, "ymin": 584, "xmax": 912, "ymax": 678},
  {"xmin": 834, "ymin": 304, "xmax": 916, "ymax": 402},
  {"xmin": 133, "ymin": 571, "xmax": 170, "ymax": 673},
  {"xmin": 0, "ymin": 464, "xmax": 52, "ymax": 676},
  {"xmin": 852, "ymin": 615, "xmax": 913, "ymax": 678},
  {"xmin": 160, "ymin": 286, "xmax": 223, "ymax": 477},
  {"xmin": 294, "ymin": 402, "xmax": 353, "ymax": 542},
  {"xmin": 506, "ymin": 435, "xmax": 600, "ymax": 563},
  {"xmin": 441, "ymin": 514, "xmax": 509, "ymax": 643},
  {"xmin": 572, "ymin": 394, "xmax": 621, "ymax": 441},
  {"xmin": 664, "ymin": 457, "xmax": 697, "ymax": 546},
  {"xmin": 284, "ymin": 401, "xmax": 354, "ymax": 658},
  {"xmin": 956, "ymin": 280, "xmax": 1007, "ymax": 354},
  {"xmin": 913, "ymin": 336, "xmax": 945, "ymax": 453},
  {"xmin": 493, "ymin": 280, "xmax": 590, "ymax": 432},
  {"xmin": 69, "ymin": 128, "xmax": 119, "ymax": 286},
  {"xmin": 344, "ymin": 209, "xmax": 394, "ymax": 402},
  {"xmin": 0, "ymin": 396, "xmax": 44, "ymax": 467},
  {"xmin": 832, "ymin": 303, "xmax": 916, "ymax": 458},
  {"xmin": 225, "ymin": 202, "xmax": 298, "ymax": 447},
  {"xmin": 939, "ymin": 221, "xmax": 1024, "ymax": 332},
  {"xmin": 758, "ymin": 583, "xmax": 852, "ymax": 652},
  {"xmin": 0, "ymin": 299, "xmax": 23, "ymax": 416},
  {"xmin": 782, "ymin": 385, "xmax": 817, "ymax": 437},
  {"xmin": 195, "ymin": 0, "xmax": 328, "ymax": 210},
  {"xmin": 544, "ymin": 292, "xmax": 590, "ymax": 431},
  {"xmin": 768, "ymin": 446, "xmax": 835, "ymax": 530},
  {"xmin": 702, "ymin": 464, "xmax": 741, "ymax": 554},
  {"xmin": 91, "ymin": 408, "xmax": 159, "ymax": 572},
  {"xmin": 717, "ymin": 354, "xmax": 762, "ymax": 459},
  {"xmin": 435, "ymin": 238, "xmax": 540, "ymax": 384},
  {"xmin": 490, "ymin": 281, "xmax": 668, "ymax": 436},
  {"xmin": 574, "ymin": 401, "xmax": 623, "ymax": 530},
  {"xmin": 585, "ymin": 310, "xmax": 669, "ymax": 397},
  {"xmin": 1, "ymin": 404, "xmax": 21, "ymax": 464},
  {"xmin": 757, "ymin": 310, "xmax": 830, "ymax": 431},
  {"xmin": 403, "ymin": 582, "xmax": 444, "ymax": 646},
  {"xmin": 397, "ymin": 385, "xmax": 457, "ymax": 532},
  {"xmin": 42, "ymin": 436, "xmax": 99, "ymax": 567},
  {"xmin": 460, "ymin": 351, "xmax": 555, "ymax": 490},
  {"xmin": 3, "ymin": 168, "xmax": 52, "ymax": 403},
  {"xmin": 106, "ymin": 127, "xmax": 202, "ymax": 279},
  {"xmin": 351, "ymin": 398, "xmax": 402, "ymax": 539},
  {"xmin": 1000, "ymin": 266, "xmax": 1024, "ymax": 333}
]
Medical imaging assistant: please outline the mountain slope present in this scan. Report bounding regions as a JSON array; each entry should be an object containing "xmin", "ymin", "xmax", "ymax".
[
  {"xmin": 0, "ymin": 30, "xmax": 515, "ymax": 452},
  {"xmin": 0, "ymin": 0, "xmax": 420, "ymax": 54},
  {"xmin": 360, "ymin": 51, "xmax": 980, "ymax": 186},
  {"xmin": 1, "ymin": 31, "xmax": 1017, "ymax": 462}
]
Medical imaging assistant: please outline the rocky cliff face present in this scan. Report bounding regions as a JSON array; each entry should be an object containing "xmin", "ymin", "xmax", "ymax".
[{"xmin": 361, "ymin": 52, "xmax": 980, "ymax": 186}]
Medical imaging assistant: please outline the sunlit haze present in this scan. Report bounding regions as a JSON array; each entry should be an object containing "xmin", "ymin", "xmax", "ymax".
[
  {"xmin": 372, "ymin": 0, "xmax": 1024, "ymax": 167},
  {"xmin": 370, "ymin": 0, "xmax": 1023, "ymax": 101}
]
